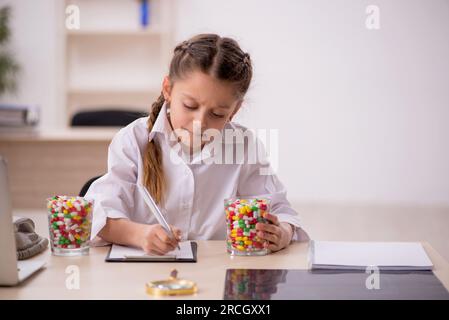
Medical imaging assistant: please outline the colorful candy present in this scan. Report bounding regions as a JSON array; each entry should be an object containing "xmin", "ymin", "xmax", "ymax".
[
  {"xmin": 225, "ymin": 198, "xmax": 270, "ymax": 255},
  {"xmin": 47, "ymin": 196, "xmax": 92, "ymax": 253}
]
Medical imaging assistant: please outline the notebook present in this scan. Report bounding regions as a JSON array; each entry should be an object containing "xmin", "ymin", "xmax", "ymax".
[
  {"xmin": 105, "ymin": 241, "xmax": 197, "ymax": 262},
  {"xmin": 309, "ymin": 240, "xmax": 433, "ymax": 271}
]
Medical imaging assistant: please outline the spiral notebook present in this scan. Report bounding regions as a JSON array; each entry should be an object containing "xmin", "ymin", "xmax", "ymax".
[{"xmin": 105, "ymin": 241, "xmax": 197, "ymax": 262}]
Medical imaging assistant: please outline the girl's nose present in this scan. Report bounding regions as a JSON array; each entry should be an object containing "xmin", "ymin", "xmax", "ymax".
[{"xmin": 193, "ymin": 110, "xmax": 208, "ymax": 130}]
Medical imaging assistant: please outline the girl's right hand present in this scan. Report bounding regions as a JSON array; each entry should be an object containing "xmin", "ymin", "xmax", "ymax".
[{"xmin": 140, "ymin": 224, "xmax": 182, "ymax": 255}]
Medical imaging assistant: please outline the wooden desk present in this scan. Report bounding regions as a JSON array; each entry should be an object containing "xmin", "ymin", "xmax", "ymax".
[
  {"xmin": 0, "ymin": 128, "xmax": 118, "ymax": 209},
  {"xmin": 1, "ymin": 212, "xmax": 449, "ymax": 299}
]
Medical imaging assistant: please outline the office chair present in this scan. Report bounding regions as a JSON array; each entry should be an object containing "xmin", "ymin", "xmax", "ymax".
[
  {"xmin": 79, "ymin": 175, "xmax": 103, "ymax": 197},
  {"xmin": 71, "ymin": 109, "xmax": 148, "ymax": 127}
]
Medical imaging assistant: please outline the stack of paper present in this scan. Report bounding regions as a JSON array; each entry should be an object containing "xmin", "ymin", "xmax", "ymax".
[{"xmin": 309, "ymin": 241, "xmax": 433, "ymax": 271}]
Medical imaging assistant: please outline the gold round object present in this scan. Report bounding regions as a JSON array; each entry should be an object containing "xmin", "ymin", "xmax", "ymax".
[{"xmin": 146, "ymin": 269, "xmax": 197, "ymax": 296}]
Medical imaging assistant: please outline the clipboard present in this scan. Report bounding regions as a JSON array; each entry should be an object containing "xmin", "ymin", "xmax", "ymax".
[{"xmin": 105, "ymin": 241, "xmax": 198, "ymax": 263}]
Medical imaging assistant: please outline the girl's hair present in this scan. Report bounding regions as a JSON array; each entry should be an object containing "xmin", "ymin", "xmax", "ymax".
[{"xmin": 143, "ymin": 33, "xmax": 253, "ymax": 204}]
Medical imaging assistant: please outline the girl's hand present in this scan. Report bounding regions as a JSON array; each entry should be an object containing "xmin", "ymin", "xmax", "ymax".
[
  {"xmin": 255, "ymin": 213, "xmax": 294, "ymax": 252},
  {"xmin": 140, "ymin": 224, "xmax": 182, "ymax": 255}
]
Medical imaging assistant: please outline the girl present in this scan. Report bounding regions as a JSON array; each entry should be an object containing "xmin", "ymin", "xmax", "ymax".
[{"xmin": 85, "ymin": 34, "xmax": 308, "ymax": 256}]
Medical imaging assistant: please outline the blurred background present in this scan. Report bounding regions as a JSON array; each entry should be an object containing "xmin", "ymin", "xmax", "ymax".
[{"xmin": 0, "ymin": 0, "xmax": 448, "ymax": 259}]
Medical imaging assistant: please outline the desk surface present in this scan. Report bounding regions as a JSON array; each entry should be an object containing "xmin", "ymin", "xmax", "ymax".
[{"xmin": 1, "ymin": 213, "xmax": 449, "ymax": 300}]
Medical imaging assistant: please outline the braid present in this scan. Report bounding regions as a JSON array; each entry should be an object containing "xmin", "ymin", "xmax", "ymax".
[
  {"xmin": 242, "ymin": 53, "xmax": 251, "ymax": 67},
  {"xmin": 143, "ymin": 93, "xmax": 166, "ymax": 204},
  {"xmin": 174, "ymin": 40, "xmax": 192, "ymax": 55}
]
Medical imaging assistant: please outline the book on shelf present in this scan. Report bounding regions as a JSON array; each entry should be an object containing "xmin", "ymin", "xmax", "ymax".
[{"xmin": 0, "ymin": 104, "xmax": 40, "ymax": 127}]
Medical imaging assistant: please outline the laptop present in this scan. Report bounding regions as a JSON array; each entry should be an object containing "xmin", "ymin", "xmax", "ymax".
[{"xmin": 0, "ymin": 156, "xmax": 46, "ymax": 286}]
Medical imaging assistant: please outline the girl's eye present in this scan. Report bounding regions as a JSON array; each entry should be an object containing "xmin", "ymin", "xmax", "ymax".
[
  {"xmin": 211, "ymin": 112, "xmax": 225, "ymax": 119},
  {"xmin": 183, "ymin": 103, "xmax": 196, "ymax": 110},
  {"xmin": 183, "ymin": 103, "xmax": 225, "ymax": 118}
]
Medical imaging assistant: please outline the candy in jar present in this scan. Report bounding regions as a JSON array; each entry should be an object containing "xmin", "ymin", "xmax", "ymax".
[
  {"xmin": 47, "ymin": 195, "xmax": 93, "ymax": 256},
  {"xmin": 224, "ymin": 197, "xmax": 270, "ymax": 256}
]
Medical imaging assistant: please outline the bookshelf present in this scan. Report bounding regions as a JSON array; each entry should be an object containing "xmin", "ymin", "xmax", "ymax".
[{"xmin": 64, "ymin": 0, "xmax": 174, "ymax": 126}]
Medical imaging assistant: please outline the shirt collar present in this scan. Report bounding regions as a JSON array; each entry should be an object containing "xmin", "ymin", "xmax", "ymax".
[{"xmin": 148, "ymin": 102, "xmax": 171, "ymax": 142}]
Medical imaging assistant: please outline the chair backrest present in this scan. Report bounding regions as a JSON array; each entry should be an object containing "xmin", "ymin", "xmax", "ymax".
[
  {"xmin": 79, "ymin": 175, "xmax": 103, "ymax": 197},
  {"xmin": 71, "ymin": 109, "xmax": 148, "ymax": 127}
]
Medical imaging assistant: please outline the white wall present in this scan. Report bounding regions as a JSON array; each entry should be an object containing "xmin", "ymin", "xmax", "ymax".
[
  {"xmin": 174, "ymin": 0, "xmax": 449, "ymax": 206},
  {"xmin": 2, "ymin": 0, "xmax": 449, "ymax": 206}
]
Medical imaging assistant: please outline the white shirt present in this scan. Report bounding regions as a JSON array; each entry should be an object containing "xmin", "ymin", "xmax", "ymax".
[{"xmin": 85, "ymin": 102, "xmax": 308, "ymax": 245}]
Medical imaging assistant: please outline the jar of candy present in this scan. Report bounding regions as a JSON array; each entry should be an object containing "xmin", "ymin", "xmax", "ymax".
[
  {"xmin": 224, "ymin": 197, "xmax": 270, "ymax": 256},
  {"xmin": 47, "ymin": 196, "xmax": 93, "ymax": 256}
]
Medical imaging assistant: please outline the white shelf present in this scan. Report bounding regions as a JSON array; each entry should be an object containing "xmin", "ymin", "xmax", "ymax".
[
  {"xmin": 67, "ymin": 87, "xmax": 160, "ymax": 95},
  {"xmin": 63, "ymin": 0, "xmax": 173, "ymax": 126},
  {"xmin": 66, "ymin": 28, "xmax": 165, "ymax": 37},
  {"xmin": 0, "ymin": 127, "xmax": 120, "ymax": 142}
]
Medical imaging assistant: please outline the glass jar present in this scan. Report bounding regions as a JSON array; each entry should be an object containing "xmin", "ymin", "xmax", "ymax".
[
  {"xmin": 47, "ymin": 196, "xmax": 93, "ymax": 256},
  {"xmin": 224, "ymin": 197, "xmax": 271, "ymax": 256}
]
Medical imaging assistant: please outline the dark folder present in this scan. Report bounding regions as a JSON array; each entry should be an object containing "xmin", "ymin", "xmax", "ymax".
[{"xmin": 224, "ymin": 269, "xmax": 449, "ymax": 300}]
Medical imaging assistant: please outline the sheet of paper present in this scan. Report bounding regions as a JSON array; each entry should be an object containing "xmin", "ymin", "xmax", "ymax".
[
  {"xmin": 109, "ymin": 241, "xmax": 193, "ymax": 260},
  {"xmin": 310, "ymin": 241, "xmax": 433, "ymax": 270}
]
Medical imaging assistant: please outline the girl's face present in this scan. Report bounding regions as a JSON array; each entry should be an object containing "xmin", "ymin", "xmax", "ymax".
[{"xmin": 162, "ymin": 70, "xmax": 242, "ymax": 150}]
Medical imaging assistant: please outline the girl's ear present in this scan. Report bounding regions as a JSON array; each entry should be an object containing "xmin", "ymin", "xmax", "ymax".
[
  {"xmin": 162, "ymin": 76, "xmax": 172, "ymax": 102},
  {"xmin": 229, "ymin": 100, "xmax": 243, "ymax": 122}
]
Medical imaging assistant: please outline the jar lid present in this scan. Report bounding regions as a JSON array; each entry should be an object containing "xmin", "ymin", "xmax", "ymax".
[{"xmin": 146, "ymin": 269, "xmax": 197, "ymax": 296}]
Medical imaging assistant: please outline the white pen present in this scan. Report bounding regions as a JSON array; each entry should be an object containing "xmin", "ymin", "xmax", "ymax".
[{"xmin": 137, "ymin": 183, "xmax": 181, "ymax": 250}]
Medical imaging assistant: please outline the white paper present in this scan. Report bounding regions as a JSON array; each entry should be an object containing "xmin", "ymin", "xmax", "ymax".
[
  {"xmin": 310, "ymin": 241, "xmax": 433, "ymax": 271},
  {"xmin": 109, "ymin": 241, "xmax": 193, "ymax": 260}
]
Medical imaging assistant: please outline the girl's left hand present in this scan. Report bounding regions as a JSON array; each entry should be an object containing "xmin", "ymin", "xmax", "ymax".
[{"xmin": 255, "ymin": 213, "xmax": 294, "ymax": 252}]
